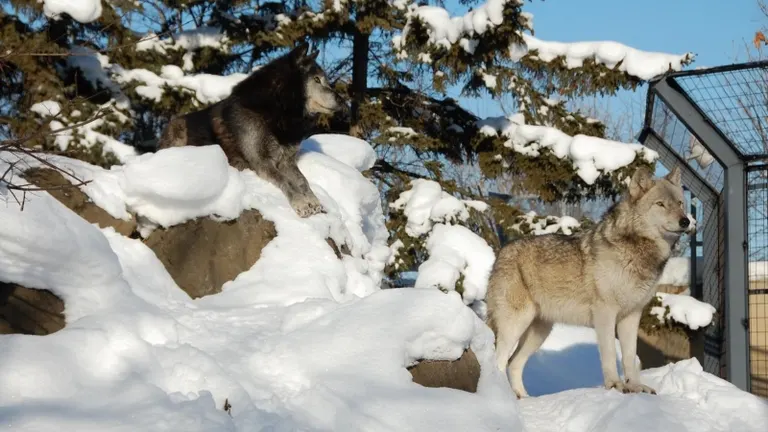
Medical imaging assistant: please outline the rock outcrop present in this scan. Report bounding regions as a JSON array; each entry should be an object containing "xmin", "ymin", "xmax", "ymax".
[
  {"xmin": 23, "ymin": 168, "xmax": 137, "ymax": 236},
  {"xmin": 0, "ymin": 282, "xmax": 65, "ymax": 335},
  {"xmin": 143, "ymin": 210, "xmax": 277, "ymax": 298},
  {"xmin": 408, "ymin": 349, "xmax": 481, "ymax": 393}
]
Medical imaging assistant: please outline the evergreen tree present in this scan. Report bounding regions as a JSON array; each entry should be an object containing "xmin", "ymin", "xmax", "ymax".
[{"xmin": 0, "ymin": 0, "xmax": 693, "ymax": 286}]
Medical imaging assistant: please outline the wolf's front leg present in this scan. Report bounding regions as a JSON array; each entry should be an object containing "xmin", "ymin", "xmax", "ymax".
[
  {"xmin": 593, "ymin": 307, "xmax": 626, "ymax": 392},
  {"xmin": 278, "ymin": 154, "xmax": 324, "ymax": 218},
  {"xmin": 617, "ymin": 310, "xmax": 656, "ymax": 395}
]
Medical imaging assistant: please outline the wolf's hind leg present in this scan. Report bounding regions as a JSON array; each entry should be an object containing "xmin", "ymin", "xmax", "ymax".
[
  {"xmin": 492, "ymin": 302, "xmax": 535, "ymax": 398},
  {"xmin": 508, "ymin": 319, "xmax": 553, "ymax": 398}
]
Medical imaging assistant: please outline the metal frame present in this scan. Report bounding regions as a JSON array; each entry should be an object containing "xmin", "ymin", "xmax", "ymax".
[{"xmin": 638, "ymin": 60, "xmax": 768, "ymax": 393}]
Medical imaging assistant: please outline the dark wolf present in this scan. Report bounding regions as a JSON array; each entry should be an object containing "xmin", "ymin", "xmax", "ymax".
[
  {"xmin": 157, "ymin": 43, "xmax": 347, "ymax": 217},
  {"xmin": 486, "ymin": 166, "xmax": 693, "ymax": 397}
]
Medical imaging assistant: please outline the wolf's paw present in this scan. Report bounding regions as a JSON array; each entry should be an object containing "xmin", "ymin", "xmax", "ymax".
[
  {"xmin": 290, "ymin": 193, "xmax": 325, "ymax": 218},
  {"xmin": 512, "ymin": 387, "xmax": 530, "ymax": 399},
  {"xmin": 606, "ymin": 379, "xmax": 656, "ymax": 395}
]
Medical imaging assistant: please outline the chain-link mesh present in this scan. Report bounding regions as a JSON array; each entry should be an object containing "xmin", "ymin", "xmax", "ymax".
[
  {"xmin": 748, "ymin": 167, "xmax": 768, "ymax": 397},
  {"xmin": 674, "ymin": 66, "xmax": 768, "ymax": 157}
]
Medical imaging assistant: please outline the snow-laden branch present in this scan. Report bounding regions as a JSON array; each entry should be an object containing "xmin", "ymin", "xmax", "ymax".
[
  {"xmin": 43, "ymin": 0, "xmax": 103, "ymax": 24},
  {"xmin": 511, "ymin": 211, "xmax": 581, "ymax": 236},
  {"xmin": 478, "ymin": 113, "xmax": 658, "ymax": 185},
  {"xmin": 137, "ymin": 27, "xmax": 231, "ymax": 70},
  {"xmin": 393, "ymin": 0, "xmax": 693, "ymax": 81},
  {"xmin": 390, "ymin": 179, "xmax": 488, "ymax": 237},
  {"xmin": 512, "ymin": 34, "xmax": 694, "ymax": 81}
]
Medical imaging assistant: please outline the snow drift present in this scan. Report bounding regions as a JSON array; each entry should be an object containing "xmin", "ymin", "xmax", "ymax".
[{"xmin": 0, "ymin": 134, "xmax": 766, "ymax": 431}]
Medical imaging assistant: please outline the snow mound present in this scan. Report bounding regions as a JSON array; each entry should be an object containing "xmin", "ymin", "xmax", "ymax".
[
  {"xmin": 0, "ymin": 134, "xmax": 526, "ymax": 430},
  {"xmin": 300, "ymin": 134, "xmax": 377, "ymax": 171},
  {"xmin": 520, "ymin": 325, "xmax": 768, "ymax": 432},
  {"xmin": 479, "ymin": 114, "xmax": 658, "ymax": 184},
  {"xmin": 652, "ymin": 292, "xmax": 716, "ymax": 331},
  {"xmin": 43, "ymin": 0, "xmax": 102, "ymax": 23},
  {"xmin": 415, "ymin": 224, "xmax": 496, "ymax": 305}
]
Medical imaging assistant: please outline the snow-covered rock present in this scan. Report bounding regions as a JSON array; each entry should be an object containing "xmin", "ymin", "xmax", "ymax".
[{"xmin": 0, "ymin": 133, "xmax": 765, "ymax": 431}]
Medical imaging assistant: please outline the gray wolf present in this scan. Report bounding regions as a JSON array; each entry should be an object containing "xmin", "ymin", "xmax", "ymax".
[
  {"xmin": 486, "ymin": 166, "xmax": 690, "ymax": 397},
  {"xmin": 156, "ymin": 43, "xmax": 347, "ymax": 217}
]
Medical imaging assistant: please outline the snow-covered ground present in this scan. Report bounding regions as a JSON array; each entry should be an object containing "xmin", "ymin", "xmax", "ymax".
[{"xmin": 0, "ymin": 135, "xmax": 766, "ymax": 431}]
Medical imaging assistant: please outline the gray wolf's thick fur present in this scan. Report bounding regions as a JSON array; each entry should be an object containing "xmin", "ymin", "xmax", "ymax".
[
  {"xmin": 486, "ymin": 166, "xmax": 691, "ymax": 397},
  {"xmin": 156, "ymin": 43, "xmax": 346, "ymax": 217}
]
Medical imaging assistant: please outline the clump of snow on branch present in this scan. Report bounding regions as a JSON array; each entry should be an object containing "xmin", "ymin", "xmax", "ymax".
[
  {"xmin": 651, "ymin": 292, "xmax": 716, "ymax": 331},
  {"xmin": 29, "ymin": 100, "xmax": 137, "ymax": 163},
  {"xmin": 114, "ymin": 65, "xmax": 249, "ymax": 105},
  {"xmin": 137, "ymin": 27, "xmax": 230, "ymax": 55},
  {"xmin": 43, "ymin": 0, "xmax": 102, "ymax": 23},
  {"xmin": 511, "ymin": 34, "xmax": 694, "ymax": 81},
  {"xmin": 391, "ymin": 180, "xmax": 493, "ymax": 304},
  {"xmin": 414, "ymin": 224, "xmax": 495, "ymax": 305},
  {"xmin": 478, "ymin": 113, "xmax": 659, "ymax": 184},
  {"xmin": 393, "ymin": 0, "xmax": 524, "ymax": 54},
  {"xmin": 511, "ymin": 211, "xmax": 581, "ymax": 236},
  {"xmin": 390, "ymin": 179, "xmax": 488, "ymax": 237}
]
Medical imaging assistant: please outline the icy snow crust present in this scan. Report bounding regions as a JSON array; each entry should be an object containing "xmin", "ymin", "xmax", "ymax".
[{"xmin": 1, "ymin": 135, "xmax": 767, "ymax": 430}]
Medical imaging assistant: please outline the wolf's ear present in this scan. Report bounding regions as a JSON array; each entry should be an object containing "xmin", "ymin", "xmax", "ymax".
[
  {"xmin": 308, "ymin": 49, "xmax": 319, "ymax": 61},
  {"xmin": 629, "ymin": 167, "xmax": 654, "ymax": 200},
  {"xmin": 665, "ymin": 165, "xmax": 682, "ymax": 186},
  {"xmin": 289, "ymin": 42, "xmax": 309, "ymax": 59}
]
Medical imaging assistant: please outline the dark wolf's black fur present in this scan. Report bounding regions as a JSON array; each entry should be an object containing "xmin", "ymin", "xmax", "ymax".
[{"xmin": 156, "ymin": 43, "xmax": 348, "ymax": 217}]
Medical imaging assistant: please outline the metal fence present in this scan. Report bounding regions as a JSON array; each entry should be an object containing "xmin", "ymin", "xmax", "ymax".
[{"xmin": 639, "ymin": 60, "xmax": 768, "ymax": 396}]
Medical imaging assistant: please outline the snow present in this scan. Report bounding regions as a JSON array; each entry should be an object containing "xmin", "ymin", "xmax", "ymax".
[
  {"xmin": 29, "ymin": 98, "xmax": 137, "ymax": 163},
  {"xmin": 137, "ymin": 27, "xmax": 230, "ymax": 54},
  {"xmin": 387, "ymin": 126, "xmax": 418, "ymax": 137},
  {"xmin": 651, "ymin": 293, "xmax": 716, "ymax": 331},
  {"xmin": 30, "ymin": 100, "xmax": 62, "ymax": 118},
  {"xmin": 512, "ymin": 34, "xmax": 693, "ymax": 81},
  {"xmin": 394, "ymin": 0, "xmax": 691, "ymax": 81},
  {"xmin": 478, "ymin": 114, "xmax": 658, "ymax": 184},
  {"xmin": 113, "ymin": 65, "xmax": 248, "ymax": 105},
  {"xmin": 43, "ymin": 0, "xmax": 102, "ymax": 23},
  {"xmin": 300, "ymin": 134, "xmax": 377, "ymax": 171},
  {"xmin": 521, "ymin": 356, "xmax": 768, "ymax": 432},
  {"xmin": 688, "ymin": 136, "xmax": 715, "ymax": 168},
  {"xmin": 414, "ymin": 224, "xmax": 496, "ymax": 305},
  {"xmin": 512, "ymin": 211, "xmax": 581, "ymax": 235},
  {"xmin": 390, "ymin": 179, "xmax": 487, "ymax": 237},
  {"xmin": 750, "ymin": 261, "xmax": 768, "ymax": 280},
  {"xmin": 658, "ymin": 256, "xmax": 690, "ymax": 286},
  {"xmin": 1, "ymin": 134, "xmax": 766, "ymax": 430},
  {"xmin": 394, "ymin": 1, "xmax": 514, "ymax": 52}
]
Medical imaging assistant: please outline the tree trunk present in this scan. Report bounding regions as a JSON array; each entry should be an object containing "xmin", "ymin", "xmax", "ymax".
[{"xmin": 349, "ymin": 28, "xmax": 370, "ymax": 138}]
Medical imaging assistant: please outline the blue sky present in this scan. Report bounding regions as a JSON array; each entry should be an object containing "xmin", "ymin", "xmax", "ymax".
[{"xmin": 456, "ymin": 0, "xmax": 761, "ymax": 128}]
